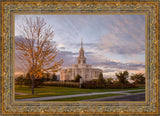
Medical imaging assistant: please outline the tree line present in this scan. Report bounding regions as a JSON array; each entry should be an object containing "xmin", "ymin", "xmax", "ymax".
[
  {"xmin": 73, "ymin": 70, "xmax": 145, "ymax": 85},
  {"xmin": 16, "ymin": 70, "xmax": 145, "ymax": 88}
]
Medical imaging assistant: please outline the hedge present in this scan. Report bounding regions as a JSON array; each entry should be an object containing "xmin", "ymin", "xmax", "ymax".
[
  {"xmin": 82, "ymin": 82, "xmax": 137, "ymax": 89},
  {"xmin": 43, "ymin": 81, "xmax": 79, "ymax": 88},
  {"xmin": 42, "ymin": 81, "xmax": 137, "ymax": 89}
]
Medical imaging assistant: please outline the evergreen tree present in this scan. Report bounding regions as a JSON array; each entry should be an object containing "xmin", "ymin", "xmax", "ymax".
[
  {"xmin": 74, "ymin": 74, "xmax": 82, "ymax": 82},
  {"xmin": 98, "ymin": 73, "xmax": 106, "ymax": 84}
]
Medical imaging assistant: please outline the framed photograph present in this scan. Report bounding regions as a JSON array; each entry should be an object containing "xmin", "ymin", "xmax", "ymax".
[{"xmin": 0, "ymin": 0, "xmax": 159, "ymax": 115}]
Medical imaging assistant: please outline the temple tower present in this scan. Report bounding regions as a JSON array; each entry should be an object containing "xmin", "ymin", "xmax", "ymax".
[
  {"xmin": 60, "ymin": 37, "xmax": 103, "ymax": 82},
  {"xmin": 77, "ymin": 38, "xmax": 86, "ymax": 65}
]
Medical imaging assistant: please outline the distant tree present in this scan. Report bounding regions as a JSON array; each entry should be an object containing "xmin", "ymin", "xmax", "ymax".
[
  {"xmin": 98, "ymin": 73, "xmax": 106, "ymax": 84},
  {"xmin": 52, "ymin": 73, "xmax": 57, "ymax": 81},
  {"xmin": 130, "ymin": 73, "xmax": 145, "ymax": 84},
  {"xmin": 92, "ymin": 79, "xmax": 99, "ymax": 83},
  {"xmin": 16, "ymin": 75, "xmax": 24, "ymax": 88},
  {"xmin": 112, "ymin": 78, "xmax": 119, "ymax": 84},
  {"xmin": 115, "ymin": 70, "xmax": 129, "ymax": 84},
  {"xmin": 46, "ymin": 73, "xmax": 50, "ymax": 78},
  {"xmin": 106, "ymin": 77, "xmax": 113, "ymax": 84},
  {"xmin": 24, "ymin": 72, "xmax": 44, "ymax": 88},
  {"xmin": 74, "ymin": 74, "xmax": 82, "ymax": 82},
  {"xmin": 45, "ymin": 73, "xmax": 50, "ymax": 81},
  {"xmin": 25, "ymin": 72, "xmax": 31, "ymax": 79}
]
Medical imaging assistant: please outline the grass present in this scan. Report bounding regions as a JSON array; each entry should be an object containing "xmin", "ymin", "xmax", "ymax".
[
  {"xmin": 43, "ymin": 94, "xmax": 123, "ymax": 101},
  {"xmin": 15, "ymin": 85, "xmax": 145, "ymax": 99},
  {"xmin": 126, "ymin": 90, "xmax": 145, "ymax": 94}
]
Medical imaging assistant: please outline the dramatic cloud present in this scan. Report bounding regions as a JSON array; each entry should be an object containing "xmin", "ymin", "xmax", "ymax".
[
  {"xmin": 56, "ymin": 51, "xmax": 77, "ymax": 67},
  {"xmin": 97, "ymin": 15, "xmax": 145, "ymax": 56},
  {"xmin": 55, "ymin": 49, "xmax": 145, "ymax": 78},
  {"xmin": 98, "ymin": 33, "xmax": 145, "ymax": 55},
  {"xmin": 56, "ymin": 50, "xmax": 95, "ymax": 67},
  {"xmin": 86, "ymin": 53, "xmax": 145, "ymax": 73},
  {"xmin": 15, "ymin": 15, "xmax": 145, "ymax": 78}
]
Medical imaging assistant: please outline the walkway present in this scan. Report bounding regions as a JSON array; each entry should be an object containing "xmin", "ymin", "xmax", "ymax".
[
  {"xmin": 83, "ymin": 92, "xmax": 145, "ymax": 101},
  {"xmin": 15, "ymin": 89, "xmax": 144, "ymax": 101}
]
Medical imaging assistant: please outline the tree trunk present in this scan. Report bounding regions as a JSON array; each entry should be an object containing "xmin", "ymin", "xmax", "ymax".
[{"xmin": 32, "ymin": 76, "xmax": 35, "ymax": 94}]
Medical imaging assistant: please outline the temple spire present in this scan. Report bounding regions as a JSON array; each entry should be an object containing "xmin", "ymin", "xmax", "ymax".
[
  {"xmin": 81, "ymin": 37, "xmax": 83, "ymax": 49},
  {"xmin": 77, "ymin": 37, "xmax": 86, "ymax": 65}
]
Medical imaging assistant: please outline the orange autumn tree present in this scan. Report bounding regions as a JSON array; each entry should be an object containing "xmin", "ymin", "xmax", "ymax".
[{"xmin": 15, "ymin": 16, "xmax": 63, "ymax": 94}]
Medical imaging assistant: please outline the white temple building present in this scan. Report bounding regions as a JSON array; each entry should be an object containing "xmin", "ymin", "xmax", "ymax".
[{"xmin": 60, "ymin": 38, "xmax": 102, "ymax": 82}]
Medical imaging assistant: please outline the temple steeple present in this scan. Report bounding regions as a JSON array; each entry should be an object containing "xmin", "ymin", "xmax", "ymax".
[
  {"xmin": 81, "ymin": 37, "xmax": 83, "ymax": 49},
  {"xmin": 77, "ymin": 37, "xmax": 86, "ymax": 65},
  {"xmin": 79, "ymin": 37, "xmax": 84, "ymax": 58}
]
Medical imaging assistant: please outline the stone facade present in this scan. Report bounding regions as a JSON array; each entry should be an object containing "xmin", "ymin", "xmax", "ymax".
[{"xmin": 60, "ymin": 38, "xmax": 102, "ymax": 82}]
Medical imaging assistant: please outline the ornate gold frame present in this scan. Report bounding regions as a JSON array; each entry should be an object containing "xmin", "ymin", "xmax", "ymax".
[{"xmin": 1, "ymin": 1, "xmax": 159, "ymax": 115}]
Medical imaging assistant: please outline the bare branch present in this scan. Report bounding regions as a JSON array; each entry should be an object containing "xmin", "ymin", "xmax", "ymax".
[{"xmin": 15, "ymin": 16, "xmax": 63, "ymax": 80}]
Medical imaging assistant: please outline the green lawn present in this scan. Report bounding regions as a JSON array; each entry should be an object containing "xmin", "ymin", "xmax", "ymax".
[
  {"xmin": 15, "ymin": 85, "xmax": 145, "ymax": 99},
  {"xmin": 43, "ymin": 94, "xmax": 123, "ymax": 101}
]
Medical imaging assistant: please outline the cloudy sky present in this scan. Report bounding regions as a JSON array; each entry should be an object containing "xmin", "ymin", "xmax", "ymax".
[{"xmin": 15, "ymin": 15, "xmax": 145, "ymax": 78}]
